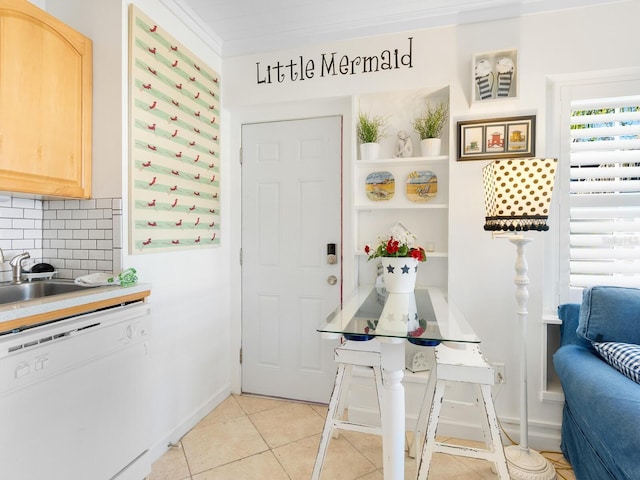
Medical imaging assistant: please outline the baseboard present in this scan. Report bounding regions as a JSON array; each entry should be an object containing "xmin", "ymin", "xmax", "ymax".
[
  {"xmin": 148, "ymin": 384, "xmax": 231, "ymax": 463},
  {"xmin": 347, "ymin": 403, "xmax": 562, "ymax": 453}
]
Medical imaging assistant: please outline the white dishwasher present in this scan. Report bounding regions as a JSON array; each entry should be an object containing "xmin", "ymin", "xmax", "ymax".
[{"xmin": 0, "ymin": 301, "xmax": 152, "ymax": 480}]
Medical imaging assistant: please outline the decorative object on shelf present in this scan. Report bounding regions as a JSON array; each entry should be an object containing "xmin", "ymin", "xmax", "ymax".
[
  {"xmin": 357, "ymin": 112, "xmax": 387, "ymax": 160},
  {"xmin": 394, "ymin": 130, "xmax": 414, "ymax": 158},
  {"xmin": 406, "ymin": 170, "xmax": 437, "ymax": 203},
  {"xmin": 474, "ymin": 59, "xmax": 494, "ymax": 100},
  {"xmin": 481, "ymin": 157, "xmax": 558, "ymax": 480},
  {"xmin": 458, "ymin": 115, "xmax": 535, "ymax": 161},
  {"xmin": 380, "ymin": 257, "xmax": 419, "ymax": 293},
  {"xmin": 496, "ymin": 56, "xmax": 515, "ymax": 97},
  {"xmin": 365, "ymin": 171, "xmax": 395, "ymax": 201},
  {"xmin": 472, "ymin": 49, "xmax": 518, "ymax": 102},
  {"xmin": 364, "ymin": 222, "xmax": 427, "ymax": 293},
  {"xmin": 412, "ymin": 100, "xmax": 448, "ymax": 157}
]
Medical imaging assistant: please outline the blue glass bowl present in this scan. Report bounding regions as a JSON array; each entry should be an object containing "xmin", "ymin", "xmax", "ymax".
[
  {"xmin": 407, "ymin": 338, "xmax": 440, "ymax": 347},
  {"xmin": 343, "ymin": 333, "xmax": 374, "ymax": 341}
]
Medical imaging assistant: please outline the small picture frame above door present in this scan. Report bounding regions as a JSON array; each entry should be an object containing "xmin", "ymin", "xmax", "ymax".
[{"xmin": 472, "ymin": 49, "xmax": 518, "ymax": 103}]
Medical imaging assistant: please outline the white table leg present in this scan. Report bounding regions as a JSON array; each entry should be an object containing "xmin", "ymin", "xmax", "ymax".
[{"xmin": 379, "ymin": 338, "xmax": 405, "ymax": 480}]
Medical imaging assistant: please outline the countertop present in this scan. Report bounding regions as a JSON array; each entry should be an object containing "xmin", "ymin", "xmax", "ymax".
[{"xmin": 0, "ymin": 283, "xmax": 152, "ymax": 335}]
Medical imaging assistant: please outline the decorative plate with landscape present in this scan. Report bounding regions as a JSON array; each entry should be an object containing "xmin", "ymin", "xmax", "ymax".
[
  {"xmin": 366, "ymin": 171, "xmax": 395, "ymax": 201},
  {"xmin": 406, "ymin": 170, "xmax": 437, "ymax": 203}
]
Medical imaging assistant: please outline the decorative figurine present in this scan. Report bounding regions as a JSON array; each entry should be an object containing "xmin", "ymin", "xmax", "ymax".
[{"xmin": 394, "ymin": 130, "xmax": 413, "ymax": 158}]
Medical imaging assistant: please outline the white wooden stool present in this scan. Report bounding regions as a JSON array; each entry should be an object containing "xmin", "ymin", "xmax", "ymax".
[
  {"xmin": 312, "ymin": 339, "xmax": 384, "ymax": 480},
  {"xmin": 416, "ymin": 343, "xmax": 510, "ymax": 479}
]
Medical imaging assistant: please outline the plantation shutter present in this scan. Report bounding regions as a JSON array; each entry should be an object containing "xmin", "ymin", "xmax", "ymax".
[{"xmin": 568, "ymin": 95, "xmax": 640, "ymax": 288}]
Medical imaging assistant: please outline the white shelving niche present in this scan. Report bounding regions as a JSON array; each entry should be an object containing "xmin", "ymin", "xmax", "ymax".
[{"xmin": 354, "ymin": 87, "xmax": 450, "ymax": 290}]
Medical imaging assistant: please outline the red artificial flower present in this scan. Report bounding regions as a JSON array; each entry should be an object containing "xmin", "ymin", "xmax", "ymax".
[
  {"xmin": 409, "ymin": 327, "xmax": 425, "ymax": 337},
  {"xmin": 386, "ymin": 237, "xmax": 399, "ymax": 254},
  {"xmin": 410, "ymin": 248, "xmax": 424, "ymax": 262},
  {"xmin": 364, "ymin": 245, "xmax": 371, "ymax": 255}
]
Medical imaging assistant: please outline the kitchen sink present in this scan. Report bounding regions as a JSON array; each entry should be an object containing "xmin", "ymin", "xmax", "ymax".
[{"xmin": 0, "ymin": 280, "xmax": 91, "ymax": 305}]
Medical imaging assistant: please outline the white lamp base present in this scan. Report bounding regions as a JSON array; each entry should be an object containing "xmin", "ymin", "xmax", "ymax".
[{"xmin": 505, "ymin": 445, "xmax": 556, "ymax": 480}]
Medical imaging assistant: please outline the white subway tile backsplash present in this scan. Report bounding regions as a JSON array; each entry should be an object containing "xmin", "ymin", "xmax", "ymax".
[
  {"xmin": 12, "ymin": 197, "xmax": 38, "ymax": 209},
  {"xmin": 13, "ymin": 219, "xmax": 36, "ymax": 229},
  {"xmin": 23, "ymin": 209, "xmax": 43, "ymax": 220},
  {"xmin": 80, "ymin": 260, "xmax": 97, "ymax": 270},
  {"xmin": 13, "ymin": 239, "xmax": 36, "ymax": 250},
  {"xmin": 97, "ymin": 260, "xmax": 112, "ymax": 271},
  {"xmin": 97, "ymin": 219, "xmax": 112, "ymax": 229},
  {"xmin": 49, "ymin": 220, "xmax": 65, "ymax": 229},
  {"xmin": 80, "ymin": 240, "xmax": 97, "ymax": 250},
  {"xmin": 89, "ymin": 230, "xmax": 105, "ymax": 240},
  {"xmin": 87, "ymin": 209, "xmax": 104, "ymax": 220},
  {"xmin": 80, "ymin": 219, "xmax": 97, "ymax": 230},
  {"xmin": 97, "ymin": 240, "xmax": 113, "ymax": 250},
  {"xmin": 89, "ymin": 250, "xmax": 105, "ymax": 260},
  {"xmin": 0, "ymin": 208, "xmax": 24, "ymax": 219},
  {"xmin": 24, "ymin": 230, "xmax": 42, "ymax": 240},
  {"xmin": 113, "ymin": 214, "xmax": 123, "ymax": 249},
  {"xmin": 65, "ymin": 259, "xmax": 82, "ymax": 269},
  {"xmin": 96, "ymin": 198, "xmax": 111, "ymax": 209},
  {"xmin": 66, "ymin": 239, "xmax": 82, "ymax": 249},
  {"xmin": 65, "ymin": 220, "xmax": 81, "ymax": 229},
  {"xmin": 0, "ymin": 197, "xmax": 122, "ymax": 282}
]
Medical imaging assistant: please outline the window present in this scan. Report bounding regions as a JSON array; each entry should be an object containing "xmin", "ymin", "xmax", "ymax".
[{"xmin": 561, "ymin": 93, "xmax": 640, "ymax": 299}]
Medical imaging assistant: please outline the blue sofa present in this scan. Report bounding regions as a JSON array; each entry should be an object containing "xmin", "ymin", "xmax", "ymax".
[{"xmin": 554, "ymin": 286, "xmax": 640, "ymax": 480}]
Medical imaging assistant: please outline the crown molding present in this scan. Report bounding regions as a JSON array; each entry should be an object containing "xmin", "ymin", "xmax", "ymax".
[{"xmin": 157, "ymin": 0, "xmax": 223, "ymax": 57}]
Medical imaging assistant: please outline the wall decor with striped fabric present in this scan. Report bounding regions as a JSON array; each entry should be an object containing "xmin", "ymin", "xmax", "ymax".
[
  {"xmin": 472, "ymin": 49, "xmax": 517, "ymax": 103},
  {"xmin": 128, "ymin": 5, "xmax": 221, "ymax": 253}
]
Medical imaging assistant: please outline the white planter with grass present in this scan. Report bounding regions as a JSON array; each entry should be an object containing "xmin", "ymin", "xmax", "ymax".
[
  {"xmin": 360, "ymin": 142, "xmax": 380, "ymax": 161},
  {"xmin": 420, "ymin": 138, "xmax": 441, "ymax": 157}
]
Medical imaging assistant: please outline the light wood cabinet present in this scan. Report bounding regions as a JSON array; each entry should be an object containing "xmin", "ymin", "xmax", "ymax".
[{"xmin": 0, "ymin": 0, "xmax": 92, "ymax": 198}]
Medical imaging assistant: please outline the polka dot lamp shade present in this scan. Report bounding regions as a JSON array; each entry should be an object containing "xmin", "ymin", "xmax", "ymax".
[{"xmin": 482, "ymin": 158, "xmax": 557, "ymax": 232}]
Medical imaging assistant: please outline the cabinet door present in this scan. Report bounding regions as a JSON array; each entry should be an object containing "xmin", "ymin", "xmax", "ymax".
[{"xmin": 0, "ymin": 0, "xmax": 92, "ymax": 198}]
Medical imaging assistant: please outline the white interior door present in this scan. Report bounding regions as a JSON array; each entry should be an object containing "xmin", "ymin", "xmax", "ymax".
[{"xmin": 241, "ymin": 116, "xmax": 342, "ymax": 403}]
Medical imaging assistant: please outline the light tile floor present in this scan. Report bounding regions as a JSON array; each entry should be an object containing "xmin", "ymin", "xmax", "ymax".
[{"xmin": 148, "ymin": 394, "xmax": 576, "ymax": 480}]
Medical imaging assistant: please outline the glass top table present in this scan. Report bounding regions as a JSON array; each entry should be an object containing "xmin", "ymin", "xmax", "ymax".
[
  {"xmin": 316, "ymin": 286, "xmax": 480, "ymax": 479},
  {"xmin": 317, "ymin": 285, "xmax": 480, "ymax": 345}
]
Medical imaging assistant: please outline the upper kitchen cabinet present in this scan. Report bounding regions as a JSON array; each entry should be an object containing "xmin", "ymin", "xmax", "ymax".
[{"xmin": 0, "ymin": 0, "xmax": 92, "ymax": 198}]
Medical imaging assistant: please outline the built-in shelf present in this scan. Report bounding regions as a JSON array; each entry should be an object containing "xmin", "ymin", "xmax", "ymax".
[
  {"xmin": 355, "ymin": 251, "xmax": 448, "ymax": 258},
  {"xmin": 355, "ymin": 203, "xmax": 448, "ymax": 211},
  {"xmin": 353, "ymin": 87, "xmax": 450, "ymax": 289},
  {"xmin": 356, "ymin": 155, "xmax": 448, "ymax": 167}
]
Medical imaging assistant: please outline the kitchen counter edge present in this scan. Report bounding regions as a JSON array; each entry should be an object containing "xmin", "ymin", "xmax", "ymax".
[{"xmin": 0, "ymin": 283, "xmax": 152, "ymax": 334}]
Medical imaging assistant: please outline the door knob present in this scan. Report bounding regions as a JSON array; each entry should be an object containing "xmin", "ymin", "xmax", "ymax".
[{"xmin": 327, "ymin": 275, "xmax": 337, "ymax": 285}]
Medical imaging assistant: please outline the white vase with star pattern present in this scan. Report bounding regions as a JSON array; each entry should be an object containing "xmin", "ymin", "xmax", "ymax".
[{"xmin": 381, "ymin": 257, "xmax": 418, "ymax": 293}]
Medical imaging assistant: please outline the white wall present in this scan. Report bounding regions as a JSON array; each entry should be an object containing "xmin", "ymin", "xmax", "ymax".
[
  {"xmin": 43, "ymin": 0, "xmax": 232, "ymax": 462},
  {"xmin": 224, "ymin": 1, "xmax": 640, "ymax": 448}
]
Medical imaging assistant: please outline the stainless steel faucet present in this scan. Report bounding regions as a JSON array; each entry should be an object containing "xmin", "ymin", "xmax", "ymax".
[{"xmin": 10, "ymin": 252, "xmax": 30, "ymax": 284}]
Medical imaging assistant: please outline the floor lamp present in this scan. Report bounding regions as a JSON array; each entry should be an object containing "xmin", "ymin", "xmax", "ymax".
[{"xmin": 482, "ymin": 158, "xmax": 558, "ymax": 480}]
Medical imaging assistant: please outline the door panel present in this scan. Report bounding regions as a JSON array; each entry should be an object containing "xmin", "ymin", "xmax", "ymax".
[{"xmin": 241, "ymin": 116, "xmax": 342, "ymax": 403}]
